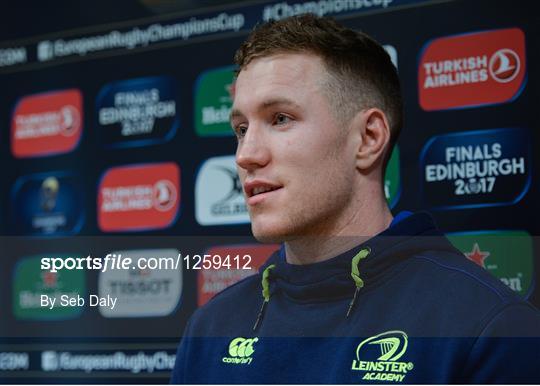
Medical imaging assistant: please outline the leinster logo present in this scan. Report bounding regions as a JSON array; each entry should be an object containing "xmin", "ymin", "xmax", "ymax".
[
  {"xmin": 420, "ymin": 128, "xmax": 531, "ymax": 209},
  {"xmin": 352, "ymin": 331, "xmax": 414, "ymax": 382}
]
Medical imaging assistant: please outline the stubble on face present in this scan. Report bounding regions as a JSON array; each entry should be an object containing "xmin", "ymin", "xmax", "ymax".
[{"xmin": 234, "ymin": 53, "xmax": 360, "ymax": 243}]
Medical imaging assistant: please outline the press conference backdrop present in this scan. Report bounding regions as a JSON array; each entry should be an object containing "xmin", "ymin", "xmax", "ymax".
[{"xmin": 0, "ymin": 0, "xmax": 538, "ymax": 382}]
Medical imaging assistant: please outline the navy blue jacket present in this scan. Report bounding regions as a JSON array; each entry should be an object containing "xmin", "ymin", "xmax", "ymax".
[{"xmin": 171, "ymin": 212, "xmax": 540, "ymax": 383}]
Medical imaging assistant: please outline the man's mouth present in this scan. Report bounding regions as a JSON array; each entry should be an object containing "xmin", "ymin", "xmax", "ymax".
[
  {"xmin": 244, "ymin": 181, "xmax": 283, "ymax": 203},
  {"xmin": 252, "ymin": 185, "xmax": 280, "ymax": 196}
]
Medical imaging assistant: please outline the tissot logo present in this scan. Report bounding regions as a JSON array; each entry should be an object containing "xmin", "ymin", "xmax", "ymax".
[
  {"xmin": 419, "ymin": 28, "xmax": 526, "ymax": 110},
  {"xmin": 195, "ymin": 155, "xmax": 249, "ymax": 225},
  {"xmin": 448, "ymin": 231, "xmax": 533, "ymax": 297},
  {"xmin": 420, "ymin": 128, "xmax": 531, "ymax": 209},
  {"xmin": 98, "ymin": 162, "xmax": 180, "ymax": 232},
  {"xmin": 98, "ymin": 249, "xmax": 182, "ymax": 317},
  {"xmin": 11, "ymin": 89, "xmax": 83, "ymax": 158},
  {"xmin": 96, "ymin": 76, "xmax": 179, "ymax": 148},
  {"xmin": 11, "ymin": 172, "xmax": 84, "ymax": 235},
  {"xmin": 351, "ymin": 331, "xmax": 414, "ymax": 383}
]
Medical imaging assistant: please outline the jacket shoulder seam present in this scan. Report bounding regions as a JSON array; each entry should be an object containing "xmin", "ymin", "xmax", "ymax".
[{"xmin": 413, "ymin": 254, "xmax": 509, "ymax": 301}]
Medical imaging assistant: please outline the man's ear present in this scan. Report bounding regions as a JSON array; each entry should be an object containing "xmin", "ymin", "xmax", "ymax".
[{"xmin": 355, "ymin": 108, "xmax": 391, "ymax": 171}]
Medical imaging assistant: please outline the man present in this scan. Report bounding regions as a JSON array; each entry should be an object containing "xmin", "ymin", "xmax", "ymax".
[{"xmin": 171, "ymin": 14, "xmax": 540, "ymax": 383}]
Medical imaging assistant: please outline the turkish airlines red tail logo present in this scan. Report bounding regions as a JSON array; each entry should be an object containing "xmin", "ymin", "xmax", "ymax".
[
  {"xmin": 98, "ymin": 163, "xmax": 180, "ymax": 232},
  {"xmin": 489, "ymin": 49, "xmax": 520, "ymax": 83},
  {"xmin": 419, "ymin": 28, "xmax": 526, "ymax": 111},
  {"xmin": 11, "ymin": 89, "xmax": 83, "ymax": 158}
]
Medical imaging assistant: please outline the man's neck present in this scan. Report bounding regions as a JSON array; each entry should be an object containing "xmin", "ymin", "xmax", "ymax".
[{"xmin": 283, "ymin": 198, "xmax": 393, "ymax": 265}]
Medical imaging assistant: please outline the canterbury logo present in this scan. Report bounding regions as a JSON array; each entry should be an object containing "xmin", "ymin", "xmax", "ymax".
[
  {"xmin": 356, "ymin": 331, "xmax": 408, "ymax": 362},
  {"xmin": 228, "ymin": 337, "xmax": 258, "ymax": 357},
  {"xmin": 222, "ymin": 337, "xmax": 259, "ymax": 365}
]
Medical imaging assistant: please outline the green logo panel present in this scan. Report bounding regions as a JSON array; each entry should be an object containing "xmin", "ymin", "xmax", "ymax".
[
  {"xmin": 447, "ymin": 231, "xmax": 533, "ymax": 297},
  {"xmin": 195, "ymin": 66, "xmax": 235, "ymax": 136},
  {"xmin": 13, "ymin": 255, "xmax": 85, "ymax": 320},
  {"xmin": 384, "ymin": 146, "xmax": 400, "ymax": 208}
]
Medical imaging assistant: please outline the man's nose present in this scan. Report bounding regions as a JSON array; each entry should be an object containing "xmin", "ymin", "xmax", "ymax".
[{"xmin": 236, "ymin": 125, "xmax": 271, "ymax": 172}]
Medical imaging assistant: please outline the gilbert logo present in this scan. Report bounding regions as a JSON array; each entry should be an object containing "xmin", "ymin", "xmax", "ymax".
[
  {"xmin": 11, "ymin": 89, "xmax": 83, "ymax": 158},
  {"xmin": 419, "ymin": 28, "xmax": 526, "ymax": 110},
  {"xmin": 195, "ymin": 156, "xmax": 249, "ymax": 225},
  {"xmin": 351, "ymin": 331, "xmax": 414, "ymax": 383},
  {"xmin": 98, "ymin": 162, "xmax": 180, "ymax": 232},
  {"xmin": 222, "ymin": 337, "xmax": 258, "ymax": 365}
]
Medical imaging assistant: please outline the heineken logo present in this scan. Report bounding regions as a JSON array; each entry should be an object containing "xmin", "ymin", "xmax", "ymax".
[
  {"xmin": 13, "ymin": 255, "xmax": 85, "ymax": 320},
  {"xmin": 195, "ymin": 66, "xmax": 235, "ymax": 136},
  {"xmin": 448, "ymin": 231, "xmax": 533, "ymax": 297},
  {"xmin": 384, "ymin": 146, "xmax": 401, "ymax": 209}
]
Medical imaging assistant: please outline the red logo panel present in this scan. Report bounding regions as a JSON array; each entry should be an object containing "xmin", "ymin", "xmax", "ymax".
[
  {"xmin": 98, "ymin": 163, "xmax": 180, "ymax": 232},
  {"xmin": 11, "ymin": 89, "xmax": 83, "ymax": 158},
  {"xmin": 419, "ymin": 28, "xmax": 526, "ymax": 111},
  {"xmin": 197, "ymin": 244, "xmax": 279, "ymax": 306}
]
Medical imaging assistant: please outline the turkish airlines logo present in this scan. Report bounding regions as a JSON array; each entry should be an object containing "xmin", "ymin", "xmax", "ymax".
[
  {"xmin": 489, "ymin": 49, "xmax": 520, "ymax": 83},
  {"xmin": 153, "ymin": 180, "xmax": 177, "ymax": 212},
  {"xmin": 419, "ymin": 28, "xmax": 526, "ymax": 110},
  {"xmin": 11, "ymin": 89, "xmax": 83, "ymax": 158},
  {"xmin": 98, "ymin": 163, "xmax": 180, "ymax": 232}
]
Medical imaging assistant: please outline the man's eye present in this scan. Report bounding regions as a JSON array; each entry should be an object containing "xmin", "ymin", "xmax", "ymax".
[
  {"xmin": 236, "ymin": 125, "xmax": 248, "ymax": 138},
  {"xmin": 274, "ymin": 113, "xmax": 291, "ymax": 125}
]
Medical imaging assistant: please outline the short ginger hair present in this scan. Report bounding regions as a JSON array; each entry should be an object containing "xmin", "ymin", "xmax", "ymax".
[{"xmin": 234, "ymin": 13, "xmax": 403, "ymax": 170}]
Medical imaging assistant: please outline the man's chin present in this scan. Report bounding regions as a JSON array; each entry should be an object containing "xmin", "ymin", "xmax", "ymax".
[
  {"xmin": 250, "ymin": 223, "xmax": 291, "ymax": 244},
  {"xmin": 251, "ymin": 229, "xmax": 286, "ymax": 244}
]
